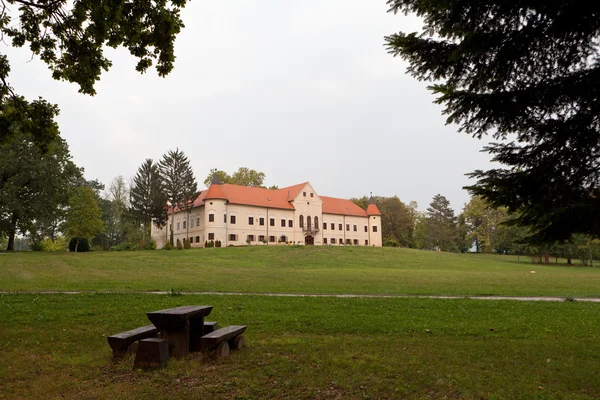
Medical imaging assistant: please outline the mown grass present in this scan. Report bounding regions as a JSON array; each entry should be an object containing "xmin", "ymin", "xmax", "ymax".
[
  {"xmin": 2, "ymin": 293, "xmax": 600, "ymax": 399},
  {"xmin": 1, "ymin": 246, "xmax": 600, "ymax": 297}
]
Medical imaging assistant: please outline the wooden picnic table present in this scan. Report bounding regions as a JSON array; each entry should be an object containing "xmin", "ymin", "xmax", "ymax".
[{"xmin": 146, "ymin": 305, "xmax": 213, "ymax": 356}]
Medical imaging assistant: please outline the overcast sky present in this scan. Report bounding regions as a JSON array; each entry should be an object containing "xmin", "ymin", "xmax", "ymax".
[{"xmin": 7, "ymin": 0, "xmax": 494, "ymax": 212}]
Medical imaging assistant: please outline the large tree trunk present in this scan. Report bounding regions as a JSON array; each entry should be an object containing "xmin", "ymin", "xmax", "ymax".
[{"xmin": 6, "ymin": 213, "xmax": 18, "ymax": 251}]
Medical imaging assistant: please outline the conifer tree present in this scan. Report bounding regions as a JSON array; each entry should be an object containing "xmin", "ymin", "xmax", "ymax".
[
  {"xmin": 385, "ymin": 0, "xmax": 600, "ymax": 242},
  {"xmin": 426, "ymin": 194, "xmax": 457, "ymax": 251},
  {"xmin": 130, "ymin": 159, "xmax": 167, "ymax": 244}
]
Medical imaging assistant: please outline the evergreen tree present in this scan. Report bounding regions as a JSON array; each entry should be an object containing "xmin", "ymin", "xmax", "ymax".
[
  {"xmin": 63, "ymin": 186, "xmax": 104, "ymax": 252},
  {"xmin": 385, "ymin": 0, "xmax": 600, "ymax": 242},
  {"xmin": 159, "ymin": 149, "xmax": 198, "ymax": 245},
  {"xmin": 426, "ymin": 194, "xmax": 457, "ymax": 251},
  {"xmin": 130, "ymin": 159, "xmax": 167, "ymax": 244}
]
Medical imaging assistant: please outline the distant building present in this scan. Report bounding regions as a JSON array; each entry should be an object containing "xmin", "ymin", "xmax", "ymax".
[{"xmin": 151, "ymin": 179, "xmax": 382, "ymax": 248}]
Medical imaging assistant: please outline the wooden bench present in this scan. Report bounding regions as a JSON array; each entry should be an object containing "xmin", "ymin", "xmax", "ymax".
[
  {"xmin": 200, "ymin": 325, "xmax": 247, "ymax": 358},
  {"xmin": 107, "ymin": 325, "xmax": 158, "ymax": 357}
]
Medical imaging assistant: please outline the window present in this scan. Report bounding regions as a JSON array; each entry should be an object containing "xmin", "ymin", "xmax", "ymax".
[
  {"xmin": 190, "ymin": 220, "xmax": 193, "ymax": 228},
  {"xmin": 197, "ymin": 217, "xmax": 200, "ymax": 226},
  {"xmin": 365, "ymin": 240, "xmax": 369, "ymax": 245},
  {"xmin": 331, "ymin": 223, "xmax": 335, "ymax": 230},
  {"xmin": 249, "ymin": 217, "xmax": 254, "ymax": 225},
  {"xmin": 208, "ymin": 233, "xmax": 214, "ymax": 240},
  {"xmin": 247, "ymin": 235, "xmax": 255, "ymax": 242},
  {"xmin": 324, "ymin": 238, "xmax": 328, "ymax": 244},
  {"xmin": 353, "ymin": 225, "xmax": 357, "ymax": 232},
  {"xmin": 373, "ymin": 226, "xmax": 378, "ymax": 232},
  {"xmin": 259, "ymin": 217, "xmax": 265, "ymax": 226},
  {"xmin": 331, "ymin": 238, "xmax": 336, "ymax": 244},
  {"xmin": 258, "ymin": 235, "xmax": 265, "ymax": 242},
  {"xmin": 288, "ymin": 220, "xmax": 293, "ymax": 228},
  {"xmin": 269, "ymin": 236, "xmax": 276, "ymax": 243},
  {"xmin": 280, "ymin": 235, "xmax": 287, "ymax": 242},
  {"xmin": 281, "ymin": 219, "xmax": 286, "ymax": 227},
  {"xmin": 177, "ymin": 222, "xmax": 180, "ymax": 230},
  {"xmin": 339, "ymin": 223, "xmax": 342, "ymax": 230},
  {"xmin": 314, "ymin": 216, "xmax": 319, "ymax": 230},
  {"xmin": 229, "ymin": 234, "xmax": 237, "ymax": 241},
  {"xmin": 299, "ymin": 215, "xmax": 304, "ymax": 228},
  {"xmin": 323, "ymin": 222, "xmax": 327, "ymax": 230},
  {"xmin": 196, "ymin": 236, "xmax": 200, "ymax": 243},
  {"xmin": 183, "ymin": 221, "xmax": 187, "ymax": 229},
  {"xmin": 353, "ymin": 239, "xmax": 359, "ymax": 245},
  {"xmin": 307, "ymin": 216, "xmax": 312, "ymax": 230},
  {"xmin": 224, "ymin": 214, "xmax": 227, "ymax": 223},
  {"xmin": 346, "ymin": 239, "xmax": 351, "ymax": 245},
  {"xmin": 310, "ymin": 193, "xmax": 314, "ymax": 197},
  {"xmin": 189, "ymin": 237, "xmax": 193, "ymax": 243},
  {"xmin": 346, "ymin": 224, "xmax": 350, "ymax": 231},
  {"xmin": 209, "ymin": 214, "xmax": 214, "ymax": 222},
  {"xmin": 230, "ymin": 215, "xmax": 236, "ymax": 224},
  {"xmin": 364, "ymin": 225, "xmax": 368, "ymax": 232},
  {"xmin": 303, "ymin": 191, "xmax": 306, "ymax": 197},
  {"xmin": 270, "ymin": 218, "xmax": 275, "ymax": 226}
]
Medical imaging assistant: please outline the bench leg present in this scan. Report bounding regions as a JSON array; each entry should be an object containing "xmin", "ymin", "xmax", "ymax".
[
  {"xmin": 133, "ymin": 339, "xmax": 169, "ymax": 369},
  {"xmin": 228, "ymin": 334, "xmax": 245, "ymax": 351},
  {"xmin": 214, "ymin": 341, "xmax": 230, "ymax": 359}
]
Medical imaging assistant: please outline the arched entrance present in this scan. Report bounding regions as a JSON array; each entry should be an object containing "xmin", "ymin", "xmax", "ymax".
[{"xmin": 305, "ymin": 235, "xmax": 314, "ymax": 245}]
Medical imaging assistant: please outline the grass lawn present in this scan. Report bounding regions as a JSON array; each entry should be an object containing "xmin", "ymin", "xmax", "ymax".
[
  {"xmin": 1, "ymin": 246, "xmax": 600, "ymax": 297},
  {"xmin": 2, "ymin": 293, "xmax": 600, "ymax": 399}
]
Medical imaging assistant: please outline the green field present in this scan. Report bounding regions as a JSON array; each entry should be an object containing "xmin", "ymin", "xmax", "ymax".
[
  {"xmin": 2, "ymin": 246, "xmax": 600, "ymax": 297},
  {"xmin": 2, "ymin": 247, "xmax": 600, "ymax": 399}
]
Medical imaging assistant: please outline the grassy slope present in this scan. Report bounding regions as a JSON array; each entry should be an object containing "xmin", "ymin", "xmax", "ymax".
[
  {"xmin": 1, "ymin": 246, "xmax": 600, "ymax": 297},
  {"xmin": 2, "ymin": 293, "xmax": 599, "ymax": 399}
]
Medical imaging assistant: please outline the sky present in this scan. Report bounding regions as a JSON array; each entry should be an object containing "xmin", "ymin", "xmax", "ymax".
[{"xmin": 6, "ymin": 0, "xmax": 495, "ymax": 212}]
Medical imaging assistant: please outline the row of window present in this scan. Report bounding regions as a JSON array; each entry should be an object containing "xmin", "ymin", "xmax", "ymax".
[
  {"xmin": 323, "ymin": 238, "xmax": 368, "ymax": 245},
  {"xmin": 209, "ymin": 214, "xmax": 295, "ymax": 228}
]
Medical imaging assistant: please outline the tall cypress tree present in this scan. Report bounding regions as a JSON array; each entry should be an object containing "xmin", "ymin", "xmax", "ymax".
[
  {"xmin": 385, "ymin": 0, "xmax": 600, "ymax": 242},
  {"xmin": 158, "ymin": 149, "xmax": 198, "ymax": 245},
  {"xmin": 130, "ymin": 159, "xmax": 167, "ymax": 244}
]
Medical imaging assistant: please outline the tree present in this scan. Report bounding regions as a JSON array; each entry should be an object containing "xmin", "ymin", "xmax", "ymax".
[
  {"xmin": 425, "ymin": 194, "xmax": 458, "ymax": 251},
  {"xmin": 461, "ymin": 196, "xmax": 508, "ymax": 253},
  {"xmin": 203, "ymin": 167, "xmax": 267, "ymax": 188},
  {"xmin": 130, "ymin": 159, "xmax": 167, "ymax": 244},
  {"xmin": 0, "ymin": 124, "xmax": 81, "ymax": 250},
  {"xmin": 159, "ymin": 149, "xmax": 197, "ymax": 245},
  {"xmin": 1, "ymin": 0, "xmax": 191, "ymax": 146},
  {"xmin": 63, "ymin": 186, "xmax": 104, "ymax": 252},
  {"xmin": 385, "ymin": 0, "xmax": 600, "ymax": 242}
]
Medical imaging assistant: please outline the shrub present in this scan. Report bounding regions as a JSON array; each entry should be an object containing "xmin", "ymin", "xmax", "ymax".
[
  {"xmin": 184, "ymin": 238, "xmax": 191, "ymax": 249},
  {"xmin": 110, "ymin": 242, "xmax": 147, "ymax": 251},
  {"xmin": 68, "ymin": 237, "xmax": 90, "ymax": 252},
  {"xmin": 383, "ymin": 238, "xmax": 401, "ymax": 247},
  {"xmin": 31, "ymin": 242, "xmax": 44, "ymax": 252},
  {"xmin": 163, "ymin": 241, "xmax": 173, "ymax": 250},
  {"xmin": 215, "ymin": 240, "xmax": 222, "ymax": 248},
  {"xmin": 144, "ymin": 239, "xmax": 156, "ymax": 250},
  {"xmin": 41, "ymin": 236, "xmax": 68, "ymax": 252},
  {"xmin": 176, "ymin": 238, "xmax": 183, "ymax": 250}
]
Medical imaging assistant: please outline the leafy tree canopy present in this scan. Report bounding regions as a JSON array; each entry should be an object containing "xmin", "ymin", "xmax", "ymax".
[
  {"xmin": 1, "ymin": 0, "xmax": 191, "ymax": 146},
  {"xmin": 204, "ymin": 167, "xmax": 267, "ymax": 188},
  {"xmin": 385, "ymin": 0, "xmax": 600, "ymax": 242},
  {"xmin": 63, "ymin": 185, "xmax": 104, "ymax": 251}
]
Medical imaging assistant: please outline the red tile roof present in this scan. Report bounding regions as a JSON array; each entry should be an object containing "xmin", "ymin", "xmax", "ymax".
[
  {"xmin": 321, "ymin": 196, "xmax": 368, "ymax": 217},
  {"xmin": 169, "ymin": 182, "xmax": 371, "ymax": 218},
  {"xmin": 367, "ymin": 203, "xmax": 382, "ymax": 216}
]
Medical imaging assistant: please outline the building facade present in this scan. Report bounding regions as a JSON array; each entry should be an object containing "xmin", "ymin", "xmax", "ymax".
[{"xmin": 151, "ymin": 180, "xmax": 382, "ymax": 248}]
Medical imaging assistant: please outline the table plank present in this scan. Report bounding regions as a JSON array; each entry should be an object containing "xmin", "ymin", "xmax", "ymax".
[{"xmin": 146, "ymin": 305, "xmax": 213, "ymax": 328}]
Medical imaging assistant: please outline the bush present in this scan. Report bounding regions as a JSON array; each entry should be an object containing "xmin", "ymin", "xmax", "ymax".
[
  {"xmin": 176, "ymin": 238, "xmax": 183, "ymax": 250},
  {"xmin": 163, "ymin": 241, "xmax": 173, "ymax": 250},
  {"xmin": 215, "ymin": 240, "xmax": 222, "ymax": 248},
  {"xmin": 144, "ymin": 239, "xmax": 156, "ymax": 250},
  {"xmin": 184, "ymin": 238, "xmax": 191, "ymax": 249},
  {"xmin": 110, "ymin": 242, "xmax": 146, "ymax": 251},
  {"xmin": 41, "ymin": 236, "xmax": 68, "ymax": 252},
  {"xmin": 205, "ymin": 240, "xmax": 214, "ymax": 248},
  {"xmin": 31, "ymin": 242, "xmax": 44, "ymax": 252},
  {"xmin": 383, "ymin": 238, "xmax": 401, "ymax": 247},
  {"xmin": 69, "ymin": 237, "xmax": 90, "ymax": 252}
]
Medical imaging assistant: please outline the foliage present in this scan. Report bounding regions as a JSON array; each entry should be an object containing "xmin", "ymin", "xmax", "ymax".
[
  {"xmin": 383, "ymin": 238, "xmax": 401, "ymax": 247},
  {"xmin": 68, "ymin": 237, "xmax": 90, "ymax": 253},
  {"xmin": 215, "ymin": 240, "xmax": 222, "ymax": 248},
  {"xmin": 0, "ymin": 122, "xmax": 82, "ymax": 250},
  {"xmin": 205, "ymin": 240, "xmax": 215, "ymax": 248},
  {"xmin": 130, "ymin": 159, "xmax": 167, "ymax": 244},
  {"xmin": 40, "ymin": 236, "xmax": 68, "ymax": 252},
  {"xmin": 461, "ymin": 195, "xmax": 510, "ymax": 253},
  {"xmin": 425, "ymin": 194, "xmax": 459, "ymax": 251},
  {"xmin": 385, "ymin": 0, "xmax": 600, "ymax": 242},
  {"xmin": 183, "ymin": 238, "xmax": 191, "ymax": 249},
  {"xmin": 176, "ymin": 238, "xmax": 183, "ymax": 250},
  {"xmin": 63, "ymin": 186, "xmax": 104, "ymax": 252},
  {"xmin": 163, "ymin": 241, "xmax": 173, "ymax": 250},
  {"xmin": 159, "ymin": 149, "xmax": 198, "ymax": 245},
  {"xmin": 204, "ymin": 167, "xmax": 267, "ymax": 187},
  {"xmin": 1, "ymin": 0, "xmax": 191, "ymax": 146}
]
